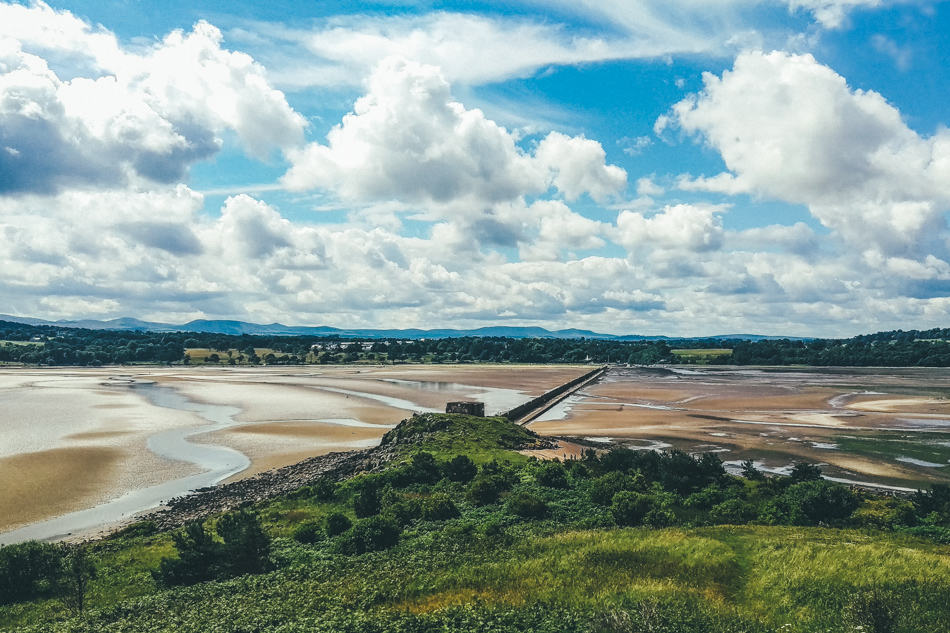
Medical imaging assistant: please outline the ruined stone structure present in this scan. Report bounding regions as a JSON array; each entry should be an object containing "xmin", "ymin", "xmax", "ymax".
[{"xmin": 445, "ymin": 401, "xmax": 485, "ymax": 416}]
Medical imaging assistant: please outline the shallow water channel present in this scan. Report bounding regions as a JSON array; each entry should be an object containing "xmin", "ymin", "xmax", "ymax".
[{"xmin": 0, "ymin": 382, "xmax": 250, "ymax": 544}]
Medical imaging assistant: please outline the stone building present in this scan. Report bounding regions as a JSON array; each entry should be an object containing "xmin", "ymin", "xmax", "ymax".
[{"xmin": 445, "ymin": 401, "xmax": 485, "ymax": 416}]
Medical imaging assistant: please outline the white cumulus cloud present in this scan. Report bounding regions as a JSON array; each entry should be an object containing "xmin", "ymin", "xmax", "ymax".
[
  {"xmin": 283, "ymin": 58, "xmax": 625, "ymax": 208},
  {"xmin": 0, "ymin": 4, "xmax": 304, "ymax": 194},
  {"xmin": 668, "ymin": 50, "xmax": 950, "ymax": 258}
]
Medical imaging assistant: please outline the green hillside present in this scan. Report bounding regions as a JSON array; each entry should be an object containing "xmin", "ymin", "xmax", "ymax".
[{"xmin": 2, "ymin": 414, "xmax": 949, "ymax": 632}]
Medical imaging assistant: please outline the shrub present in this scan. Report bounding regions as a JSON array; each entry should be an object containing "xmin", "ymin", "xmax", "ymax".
[
  {"xmin": 611, "ymin": 491, "xmax": 651, "ymax": 526},
  {"xmin": 659, "ymin": 450, "xmax": 725, "ymax": 495},
  {"xmin": 853, "ymin": 497, "xmax": 917, "ymax": 529},
  {"xmin": 325, "ymin": 512, "xmax": 353, "ymax": 537},
  {"xmin": 155, "ymin": 521, "xmax": 220, "ymax": 586},
  {"xmin": 338, "ymin": 516, "xmax": 401, "ymax": 554},
  {"xmin": 292, "ymin": 521, "xmax": 323, "ymax": 544},
  {"xmin": 506, "ymin": 492, "xmax": 548, "ymax": 519},
  {"xmin": 899, "ymin": 525, "xmax": 950, "ymax": 544},
  {"xmin": 535, "ymin": 462, "xmax": 569, "ymax": 489},
  {"xmin": 421, "ymin": 494, "xmax": 461, "ymax": 521},
  {"xmin": 589, "ymin": 471, "xmax": 644, "ymax": 506},
  {"xmin": 684, "ymin": 484, "xmax": 727, "ymax": 510},
  {"xmin": 912, "ymin": 483, "xmax": 950, "ymax": 523},
  {"xmin": 216, "ymin": 510, "xmax": 271, "ymax": 576},
  {"xmin": 708, "ymin": 498, "xmax": 756, "ymax": 525},
  {"xmin": 382, "ymin": 501, "xmax": 415, "ymax": 527},
  {"xmin": 0, "ymin": 541, "xmax": 63, "ymax": 605},
  {"xmin": 354, "ymin": 487, "xmax": 382, "ymax": 518},
  {"xmin": 740, "ymin": 459, "xmax": 764, "ymax": 480},
  {"xmin": 58, "ymin": 544, "xmax": 96, "ymax": 615},
  {"xmin": 783, "ymin": 480, "xmax": 859, "ymax": 525},
  {"xmin": 444, "ymin": 455, "xmax": 477, "ymax": 483},
  {"xmin": 113, "ymin": 520, "xmax": 158, "ymax": 539},
  {"xmin": 311, "ymin": 477, "xmax": 337, "ymax": 501},
  {"xmin": 598, "ymin": 447, "xmax": 640, "ymax": 473},
  {"xmin": 409, "ymin": 452, "xmax": 442, "ymax": 484},
  {"xmin": 467, "ymin": 474, "xmax": 511, "ymax": 506},
  {"xmin": 155, "ymin": 511, "xmax": 271, "ymax": 586},
  {"xmin": 789, "ymin": 462, "xmax": 823, "ymax": 482}
]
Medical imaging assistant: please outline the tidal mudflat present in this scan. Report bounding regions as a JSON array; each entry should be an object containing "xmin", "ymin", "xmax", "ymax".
[
  {"xmin": 530, "ymin": 366, "xmax": 950, "ymax": 490},
  {"xmin": 0, "ymin": 365, "xmax": 585, "ymax": 541}
]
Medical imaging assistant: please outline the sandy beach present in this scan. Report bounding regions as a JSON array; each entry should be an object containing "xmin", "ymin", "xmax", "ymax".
[
  {"xmin": 528, "ymin": 366, "xmax": 950, "ymax": 488},
  {"xmin": 0, "ymin": 364, "xmax": 586, "ymax": 536}
]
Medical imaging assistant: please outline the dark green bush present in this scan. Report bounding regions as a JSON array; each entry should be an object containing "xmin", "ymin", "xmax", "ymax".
[
  {"xmin": 155, "ymin": 511, "xmax": 271, "ymax": 586},
  {"xmin": 588, "ymin": 471, "xmax": 643, "ymax": 506},
  {"xmin": 409, "ymin": 451, "xmax": 442, "ymax": 484},
  {"xmin": 216, "ymin": 510, "xmax": 271, "ymax": 576},
  {"xmin": 353, "ymin": 487, "xmax": 382, "ymax": 518},
  {"xmin": 325, "ymin": 512, "xmax": 353, "ymax": 537},
  {"xmin": 684, "ymin": 484, "xmax": 727, "ymax": 510},
  {"xmin": 0, "ymin": 541, "xmax": 63, "ymax": 605},
  {"xmin": 506, "ymin": 492, "xmax": 547, "ymax": 519},
  {"xmin": 155, "ymin": 521, "xmax": 219, "ymax": 586},
  {"xmin": 784, "ymin": 480, "xmax": 859, "ymax": 525},
  {"xmin": 338, "ymin": 516, "xmax": 401, "ymax": 554},
  {"xmin": 709, "ymin": 498, "xmax": 756, "ymax": 525},
  {"xmin": 292, "ymin": 521, "xmax": 323, "ymax": 544},
  {"xmin": 611, "ymin": 491, "xmax": 658, "ymax": 527},
  {"xmin": 421, "ymin": 494, "xmax": 461, "ymax": 521},
  {"xmin": 912, "ymin": 483, "xmax": 950, "ymax": 524},
  {"xmin": 789, "ymin": 462, "xmax": 823, "ymax": 482},
  {"xmin": 535, "ymin": 462, "xmax": 569, "ymax": 489},
  {"xmin": 740, "ymin": 459, "xmax": 764, "ymax": 480},
  {"xmin": 311, "ymin": 477, "xmax": 337, "ymax": 501},
  {"xmin": 444, "ymin": 455, "xmax": 477, "ymax": 483},
  {"xmin": 467, "ymin": 474, "xmax": 511, "ymax": 506}
]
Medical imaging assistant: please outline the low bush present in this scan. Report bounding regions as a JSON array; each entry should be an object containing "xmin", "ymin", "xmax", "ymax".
[
  {"xmin": 325, "ymin": 512, "xmax": 353, "ymax": 537},
  {"xmin": 337, "ymin": 516, "xmax": 401, "ymax": 554},
  {"xmin": 421, "ymin": 494, "xmax": 461, "ymax": 521},
  {"xmin": 292, "ymin": 521, "xmax": 323, "ymax": 544},
  {"xmin": 0, "ymin": 541, "xmax": 64, "ymax": 605},
  {"xmin": 535, "ymin": 462, "xmax": 569, "ymax": 489},
  {"xmin": 444, "ymin": 455, "xmax": 477, "ymax": 483},
  {"xmin": 506, "ymin": 492, "xmax": 547, "ymax": 519},
  {"xmin": 467, "ymin": 474, "xmax": 511, "ymax": 506},
  {"xmin": 155, "ymin": 511, "xmax": 271, "ymax": 586}
]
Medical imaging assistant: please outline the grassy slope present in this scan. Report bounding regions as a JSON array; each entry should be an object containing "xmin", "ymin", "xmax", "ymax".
[{"xmin": 2, "ymin": 414, "xmax": 948, "ymax": 632}]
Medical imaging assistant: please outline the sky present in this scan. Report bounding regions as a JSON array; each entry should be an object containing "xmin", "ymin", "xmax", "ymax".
[{"xmin": 1, "ymin": 1, "xmax": 949, "ymax": 337}]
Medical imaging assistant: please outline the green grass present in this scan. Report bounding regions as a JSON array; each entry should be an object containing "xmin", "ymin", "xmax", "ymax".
[{"xmin": 378, "ymin": 414, "xmax": 538, "ymax": 463}]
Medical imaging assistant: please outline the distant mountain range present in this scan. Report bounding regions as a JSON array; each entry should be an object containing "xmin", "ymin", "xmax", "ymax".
[{"xmin": 0, "ymin": 314, "xmax": 809, "ymax": 342}]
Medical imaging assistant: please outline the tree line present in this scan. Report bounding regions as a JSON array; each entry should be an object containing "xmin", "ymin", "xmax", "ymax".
[{"xmin": 4, "ymin": 319, "xmax": 950, "ymax": 366}]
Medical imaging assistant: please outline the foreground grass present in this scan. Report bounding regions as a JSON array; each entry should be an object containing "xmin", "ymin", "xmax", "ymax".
[{"xmin": 5, "ymin": 524, "xmax": 947, "ymax": 632}]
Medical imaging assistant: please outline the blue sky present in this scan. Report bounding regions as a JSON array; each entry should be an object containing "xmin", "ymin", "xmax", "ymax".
[{"xmin": 1, "ymin": 0, "xmax": 949, "ymax": 336}]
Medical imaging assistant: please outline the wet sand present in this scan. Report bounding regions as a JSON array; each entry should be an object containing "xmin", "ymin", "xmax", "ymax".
[
  {"xmin": 529, "ymin": 366, "xmax": 950, "ymax": 488},
  {"xmin": 0, "ymin": 365, "xmax": 587, "ymax": 536},
  {"xmin": 0, "ymin": 447, "xmax": 123, "ymax": 529}
]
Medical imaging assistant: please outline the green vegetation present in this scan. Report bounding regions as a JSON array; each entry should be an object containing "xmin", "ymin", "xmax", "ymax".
[
  {"xmin": 9, "ymin": 317, "xmax": 950, "ymax": 367},
  {"xmin": 2, "ymin": 413, "xmax": 949, "ymax": 632}
]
